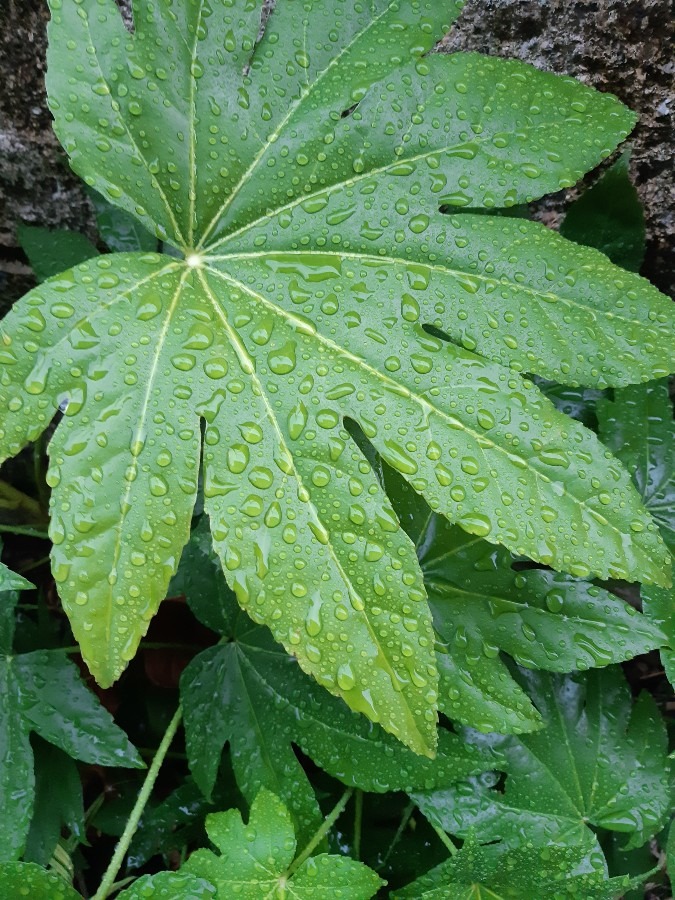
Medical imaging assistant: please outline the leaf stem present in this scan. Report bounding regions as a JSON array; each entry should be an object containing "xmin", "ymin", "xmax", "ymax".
[
  {"xmin": 0, "ymin": 524, "xmax": 49, "ymax": 538},
  {"xmin": 353, "ymin": 789, "xmax": 363, "ymax": 861},
  {"xmin": 92, "ymin": 705, "xmax": 183, "ymax": 900},
  {"xmin": 286, "ymin": 787, "xmax": 353, "ymax": 879},
  {"xmin": 429, "ymin": 820, "xmax": 458, "ymax": 856}
]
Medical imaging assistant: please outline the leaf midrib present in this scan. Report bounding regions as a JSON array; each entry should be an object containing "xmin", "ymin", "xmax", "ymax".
[{"xmin": 197, "ymin": 269, "xmax": 430, "ymax": 752}]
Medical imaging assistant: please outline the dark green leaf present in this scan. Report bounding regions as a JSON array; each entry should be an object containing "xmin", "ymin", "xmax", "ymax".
[
  {"xmin": 598, "ymin": 379, "xmax": 675, "ymax": 555},
  {"xmin": 88, "ymin": 188, "xmax": 158, "ymax": 254},
  {"xmin": 0, "ymin": 562, "xmax": 33, "ymax": 594},
  {"xmin": 17, "ymin": 225, "xmax": 98, "ymax": 282},
  {"xmin": 386, "ymin": 468, "xmax": 664, "ymax": 734},
  {"xmin": 181, "ymin": 617, "xmax": 499, "ymax": 847},
  {"xmin": 414, "ymin": 668, "xmax": 671, "ymax": 853},
  {"xmin": 0, "ymin": 862, "xmax": 80, "ymax": 899},
  {"xmin": 182, "ymin": 789, "xmax": 383, "ymax": 899},
  {"xmin": 24, "ymin": 740, "xmax": 84, "ymax": 867},
  {"xmin": 642, "ymin": 584, "xmax": 675, "ymax": 687},
  {"xmin": 561, "ymin": 151, "xmax": 646, "ymax": 272},
  {"xmin": 393, "ymin": 833, "xmax": 640, "ymax": 900}
]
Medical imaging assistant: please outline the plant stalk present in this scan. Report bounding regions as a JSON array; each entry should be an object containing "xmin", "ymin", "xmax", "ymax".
[
  {"xmin": 286, "ymin": 787, "xmax": 353, "ymax": 879},
  {"xmin": 92, "ymin": 705, "xmax": 183, "ymax": 900}
]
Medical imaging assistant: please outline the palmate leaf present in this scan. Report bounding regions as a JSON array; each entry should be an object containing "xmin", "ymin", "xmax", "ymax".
[
  {"xmin": 392, "ymin": 834, "xmax": 643, "ymax": 900},
  {"xmin": 177, "ymin": 521, "xmax": 499, "ymax": 845},
  {"xmin": 182, "ymin": 788, "xmax": 383, "ymax": 899},
  {"xmin": 0, "ymin": 590, "xmax": 142, "ymax": 862},
  {"xmin": 384, "ymin": 467, "xmax": 665, "ymax": 734},
  {"xmin": 1, "ymin": 1, "xmax": 673, "ymax": 755},
  {"xmin": 413, "ymin": 668, "xmax": 671, "ymax": 855}
]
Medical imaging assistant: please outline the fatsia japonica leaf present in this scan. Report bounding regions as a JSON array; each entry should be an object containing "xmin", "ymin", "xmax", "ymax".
[
  {"xmin": 177, "ymin": 522, "xmax": 499, "ymax": 845},
  {"xmin": 392, "ymin": 833, "xmax": 643, "ymax": 900},
  {"xmin": 642, "ymin": 583, "xmax": 675, "ymax": 688},
  {"xmin": 182, "ymin": 789, "xmax": 383, "ymax": 899},
  {"xmin": 0, "ymin": 590, "xmax": 142, "ymax": 862},
  {"xmin": 413, "ymin": 668, "xmax": 671, "ymax": 855},
  {"xmin": 385, "ymin": 468, "xmax": 665, "ymax": 734},
  {"xmin": 1, "ymin": 0, "xmax": 673, "ymax": 754}
]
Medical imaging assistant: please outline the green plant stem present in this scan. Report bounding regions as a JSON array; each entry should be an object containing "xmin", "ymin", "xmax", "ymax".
[
  {"xmin": 353, "ymin": 789, "xmax": 363, "ymax": 861},
  {"xmin": 0, "ymin": 524, "xmax": 49, "ymax": 538},
  {"xmin": 286, "ymin": 787, "xmax": 353, "ymax": 879},
  {"xmin": 381, "ymin": 801, "xmax": 415, "ymax": 869},
  {"xmin": 429, "ymin": 821, "xmax": 458, "ymax": 856},
  {"xmin": 92, "ymin": 705, "xmax": 183, "ymax": 900}
]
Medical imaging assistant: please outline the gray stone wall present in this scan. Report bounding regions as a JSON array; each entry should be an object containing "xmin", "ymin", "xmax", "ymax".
[{"xmin": 1, "ymin": 0, "xmax": 673, "ymax": 301}]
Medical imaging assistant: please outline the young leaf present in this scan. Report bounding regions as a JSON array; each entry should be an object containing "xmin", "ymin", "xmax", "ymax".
[
  {"xmin": 0, "ymin": 591, "xmax": 142, "ymax": 861},
  {"xmin": 17, "ymin": 225, "xmax": 98, "ymax": 282},
  {"xmin": 2, "ymin": 0, "xmax": 672, "ymax": 750},
  {"xmin": 393, "ymin": 833, "xmax": 642, "ymax": 900},
  {"xmin": 413, "ymin": 668, "xmax": 671, "ymax": 853},
  {"xmin": 386, "ymin": 468, "xmax": 665, "ymax": 734},
  {"xmin": 0, "ymin": 862, "xmax": 81, "ymax": 900},
  {"xmin": 561, "ymin": 151, "xmax": 646, "ymax": 272},
  {"xmin": 598, "ymin": 379, "xmax": 675, "ymax": 555},
  {"xmin": 116, "ymin": 872, "xmax": 216, "ymax": 899},
  {"xmin": 182, "ymin": 789, "xmax": 383, "ymax": 899},
  {"xmin": 178, "ymin": 535, "xmax": 499, "ymax": 845}
]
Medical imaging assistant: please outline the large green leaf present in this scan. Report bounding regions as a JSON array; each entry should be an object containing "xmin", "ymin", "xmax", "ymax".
[
  {"xmin": 0, "ymin": 591, "xmax": 142, "ymax": 861},
  {"xmin": 413, "ymin": 668, "xmax": 671, "ymax": 853},
  {"xmin": 182, "ymin": 789, "xmax": 383, "ymax": 899},
  {"xmin": 178, "ymin": 522, "xmax": 499, "ymax": 845},
  {"xmin": 392, "ymin": 834, "xmax": 641, "ymax": 900},
  {"xmin": 1, "ymin": 0, "xmax": 673, "ymax": 753},
  {"xmin": 385, "ymin": 468, "xmax": 665, "ymax": 734},
  {"xmin": 17, "ymin": 225, "xmax": 98, "ymax": 283}
]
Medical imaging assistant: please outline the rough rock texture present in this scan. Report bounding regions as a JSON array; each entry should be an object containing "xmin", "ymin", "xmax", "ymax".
[{"xmin": 0, "ymin": 0, "xmax": 673, "ymax": 302}]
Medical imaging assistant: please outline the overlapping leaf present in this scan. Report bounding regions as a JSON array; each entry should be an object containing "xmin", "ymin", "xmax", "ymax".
[
  {"xmin": 178, "ymin": 521, "xmax": 499, "ymax": 845},
  {"xmin": 384, "ymin": 468, "xmax": 665, "ymax": 733},
  {"xmin": 182, "ymin": 789, "xmax": 383, "ymax": 899},
  {"xmin": 0, "ymin": 590, "xmax": 142, "ymax": 861},
  {"xmin": 393, "ymin": 834, "xmax": 643, "ymax": 900},
  {"xmin": 0, "ymin": 863, "xmax": 215, "ymax": 900},
  {"xmin": 24, "ymin": 741, "xmax": 83, "ymax": 867},
  {"xmin": 1, "ymin": 0, "xmax": 673, "ymax": 753},
  {"xmin": 598, "ymin": 379, "xmax": 675, "ymax": 556},
  {"xmin": 413, "ymin": 668, "xmax": 671, "ymax": 854}
]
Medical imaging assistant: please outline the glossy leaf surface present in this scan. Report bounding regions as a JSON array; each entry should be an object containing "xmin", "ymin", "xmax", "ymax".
[
  {"xmin": 0, "ymin": 0, "xmax": 672, "ymax": 751},
  {"xmin": 0, "ymin": 562, "xmax": 33, "ymax": 592},
  {"xmin": 393, "ymin": 834, "xmax": 637, "ymax": 900},
  {"xmin": 413, "ymin": 668, "xmax": 671, "ymax": 853},
  {"xmin": 386, "ymin": 468, "xmax": 665, "ymax": 734},
  {"xmin": 117, "ymin": 872, "xmax": 216, "ymax": 899},
  {"xmin": 178, "ymin": 523, "xmax": 499, "ymax": 845},
  {"xmin": 182, "ymin": 789, "xmax": 383, "ymax": 899},
  {"xmin": 0, "ymin": 591, "xmax": 142, "ymax": 861}
]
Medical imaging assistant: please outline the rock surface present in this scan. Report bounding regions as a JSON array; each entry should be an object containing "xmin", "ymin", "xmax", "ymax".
[{"xmin": 0, "ymin": 0, "xmax": 672, "ymax": 300}]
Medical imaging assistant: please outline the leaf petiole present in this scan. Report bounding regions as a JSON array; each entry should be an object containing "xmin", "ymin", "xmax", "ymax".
[
  {"xmin": 92, "ymin": 705, "xmax": 183, "ymax": 900},
  {"xmin": 285, "ymin": 787, "xmax": 353, "ymax": 879}
]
